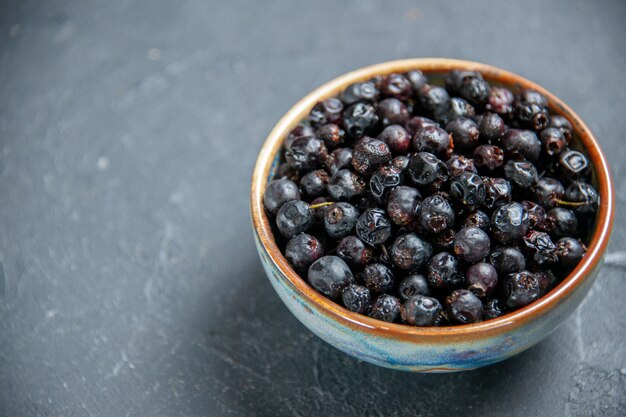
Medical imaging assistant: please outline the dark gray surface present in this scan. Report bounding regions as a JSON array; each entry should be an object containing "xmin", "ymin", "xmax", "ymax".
[{"xmin": 0, "ymin": 0, "xmax": 625, "ymax": 416}]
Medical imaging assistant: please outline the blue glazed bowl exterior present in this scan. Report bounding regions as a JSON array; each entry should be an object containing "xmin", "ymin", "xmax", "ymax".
[{"xmin": 250, "ymin": 59, "xmax": 614, "ymax": 372}]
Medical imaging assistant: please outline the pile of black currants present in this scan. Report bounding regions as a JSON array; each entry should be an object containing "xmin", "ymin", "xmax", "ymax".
[{"xmin": 263, "ymin": 69, "xmax": 599, "ymax": 326}]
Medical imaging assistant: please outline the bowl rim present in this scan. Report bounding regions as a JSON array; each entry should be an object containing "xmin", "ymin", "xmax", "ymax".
[{"xmin": 250, "ymin": 58, "xmax": 614, "ymax": 341}]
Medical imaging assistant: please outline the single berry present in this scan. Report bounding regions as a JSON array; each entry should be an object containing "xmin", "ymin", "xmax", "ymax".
[
  {"xmin": 340, "ymin": 81, "xmax": 379, "ymax": 105},
  {"xmin": 362, "ymin": 263, "xmax": 396, "ymax": 294},
  {"xmin": 417, "ymin": 195, "xmax": 455, "ymax": 234},
  {"xmin": 459, "ymin": 77, "xmax": 491, "ymax": 107},
  {"xmin": 387, "ymin": 186, "xmax": 421, "ymax": 226},
  {"xmin": 540, "ymin": 127, "xmax": 567, "ymax": 156},
  {"xmin": 300, "ymin": 169, "xmax": 329, "ymax": 198},
  {"xmin": 479, "ymin": 113, "xmax": 508, "ymax": 141},
  {"xmin": 517, "ymin": 89, "xmax": 548, "ymax": 107},
  {"xmin": 446, "ymin": 154, "xmax": 477, "ymax": 176},
  {"xmin": 378, "ymin": 125, "xmax": 411, "ymax": 154},
  {"xmin": 491, "ymin": 202, "xmax": 530, "ymax": 244},
  {"xmin": 405, "ymin": 116, "xmax": 439, "ymax": 136},
  {"xmin": 445, "ymin": 70, "xmax": 482, "ymax": 93},
  {"xmin": 398, "ymin": 274, "xmax": 430, "ymax": 301},
  {"xmin": 408, "ymin": 152, "xmax": 449, "ymax": 190},
  {"xmin": 276, "ymin": 200, "xmax": 313, "ymax": 239},
  {"xmin": 377, "ymin": 98, "xmax": 410, "ymax": 127},
  {"xmin": 516, "ymin": 101, "xmax": 549, "ymax": 130},
  {"xmin": 535, "ymin": 177, "xmax": 565, "ymax": 209},
  {"xmin": 337, "ymin": 235, "xmax": 374, "ymax": 268},
  {"xmin": 504, "ymin": 160, "xmax": 539, "ymax": 191},
  {"xmin": 473, "ymin": 145, "xmax": 504, "ymax": 170},
  {"xmin": 323, "ymin": 202, "xmax": 359, "ymax": 239},
  {"xmin": 327, "ymin": 169, "xmax": 365, "ymax": 201},
  {"xmin": 343, "ymin": 103, "xmax": 379, "ymax": 139},
  {"xmin": 545, "ymin": 208, "xmax": 578, "ymax": 238},
  {"xmin": 446, "ymin": 289, "xmax": 483, "ymax": 324},
  {"xmin": 285, "ymin": 233, "xmax": 324, "ymax": 271},
  {"xmin": 563, "ymin": 182, "xmax": 599, "ymax": 216},
  {"xmin": 547, "ymin": 115, "xmax": 573, "ymax": 143},
  {"xmin": 380, "ymin": 73, "xmax": 413, "ymax": 101},
  {"xmin": 284, "ymin": 136, "xmax": 328, "ymax": 170},
  {"xmin": 503, "ymin": 270, "xmax": 542, "ymax": 309},
  {"xmin": 427, "ymin": 252, "xmax": 464, "ymax": 289},
  {"xmin": 521, "ymin": 230, "xmax": 558, "ymax": 266},
  {"xmin": 341, "ymin": 284, "xmax": 372, "ymax": 314},
  {"xmin": 369, "ymin": 165, "xmax": 404, "ymax": 201},
  {"xmin": 417, "ymin": 84, "xmax": 450, "ymax": 114},
  {"xmin": 450, "ymin": 172, "xmax": 486, "ymax": 210},
  {"xmin": 356, "ymin": 208, "xmax": 392, "ymax": 246},
  {"xmin": 502, "ymin": 129, "xmax": 541, "ymax": 161},
  {"xmin": 309, "ymin": 98, "xmax": 343, "ymax": 127},
  {"xmin": 413, "ymin": 125, "xmax": 451, "ymax": 156},
  {"xmin": 446, "ymin": 117, "xmax": 480, "ymax": 149},
  {"xmin": 482, "ymin": 177, "xmax": 512, "ymax": 210},
  {"xmin": 406, "ymin": 70, "xmax": 428, "ymax": 91},
  {"xmin": 317, "ymin": 123, "xmax": 345, "ymax": 149},
  {"xmin": 520, "ymin": 200, "xmax": 547, "ymax": 229},
  {"xmin": 264, "ymin": 178, "xmax": 300, "ymax": 215},
  {"xmin": 308, "ymin": 256, "xmax": 355, "ymax": 300},
  {"xmin": 556, "ymin": 237, "xmax": 585, "ymax": 268},
  {"xmin": 486, "ymin": 87, "xmax": 514, "ymax": 115},
  {"xmin": 489, "ymin": 246, "xmax": 526, "ymax": 275},
  {"xmin": 559, "ymin": 150, "xmax": 589, "ymax": 179},
  {"xmin": 325, "ymin": 147, "xmax": 353, "ymax": 175},
  {"xmin": 401, "ymin": 295, "xmax": 443, "ymax": 326},
  {"xmin": 466, "ymin": 262, "xmax": 498, "ymax": 298},
  {"xmin": 463, "ymin": 210, "xmax": 490, "ymax": 232},
  {"xmin": 390, "ymin": 233, "xmax": 434, "ymax": 271},
  {"xmin": 369, "ymin": 294, "xmax": 401, "ymax": 322},
  {"xmin": 352, "ymin": 137, "xmax": 392, "ymax": 175},
  {"xmin": 453, "ymin": 227, "xmax": 491, "ymax": 263},
  {"xmin": 435, "ymin": 98, "xmax": 475, "ymax": 126}
]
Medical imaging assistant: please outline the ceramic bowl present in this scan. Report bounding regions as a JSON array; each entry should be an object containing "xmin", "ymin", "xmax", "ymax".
[{"xmin": 250, "ymin": 58, "xmax": 614, "ymax": 372}]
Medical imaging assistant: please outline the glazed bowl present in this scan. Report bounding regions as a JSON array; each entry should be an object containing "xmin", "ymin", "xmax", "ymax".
[{"xmin": 250, "ymin": 58, "xmax": 614, "ymax": 372}]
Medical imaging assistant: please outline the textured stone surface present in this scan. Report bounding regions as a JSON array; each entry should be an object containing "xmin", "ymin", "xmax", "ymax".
[{"xmin": 0, "ymin": 0, "xmax": 625, "ymax": 416}]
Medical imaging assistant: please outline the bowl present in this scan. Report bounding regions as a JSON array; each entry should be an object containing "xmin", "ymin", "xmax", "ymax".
[{"xmin": 250, "ymin": 58, "xmax": 614, "ymax": 372}]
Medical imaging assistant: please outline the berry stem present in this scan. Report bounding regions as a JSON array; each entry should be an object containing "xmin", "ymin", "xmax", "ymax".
[{"xmin": 309, "ymin": 201, "xmax": 334, "ymax": 209}]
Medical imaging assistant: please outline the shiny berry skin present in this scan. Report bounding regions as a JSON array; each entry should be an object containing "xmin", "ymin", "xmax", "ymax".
[
  {"xmin": 408, "ymin": 152, "xmax": 449, "ymax": 190},
  {"xmin": 276, "ymin": 200, "xmax": 313, "ymax": 239},
  {"xmin": 483, "ymin": 298, "xmax": 505, "ymax": 320},
  {"xmin": 351, "ymin": 137, "xmax": 392, "ymax": 175},
  {"xmin": 323, "ymin": 202, "xmax": 359, "ymax": 239},
  {"xmin": 398, "ymin": 274, "xmax": 430, "ymax": 301},
  {"xmin": 503, "ymin": 270, "xmax": 542, "ymax": 309},
  {"xmin": 356, "ymin": 208, "xmax": 392, "ymax": 246},
  {"xmin": 521, "ymin": 230, "xmax": 558, "ymax": 266},
  {"xmin": 341, "ymin": 284, "xmax": 371, "ymax": 314},
  {"xmin": 309, "ymin": 98, "xmax": 343, "ymax": 127},
  {"xmin": 473, "ymin": 145, "xmax": 504, "ymax": 171},
  {"xmin": 413, "ymin": 125, "xmax": 451, "ymax": 156},
  {"xmin": 369, "ymin": 165, "xmax": 404, "ymax": 201},
  {"xmin": 482, "ymin": 177, "xmax": 512, "ymax": 210},
  {"xmin": 284, "ymin": 123, "xmax": 316, "ymax": 149},
  {"xmin": 427, "ymin": 252, "xmax": 463, "ymax": 289},
  {"xmin": 387, "ymin": 186, "xmax": 421, "ymax": 226},
  {"xmin": 264, "ymin": 178, "xmax": 301, "ymax": 215},
  {"xmin": 535, "ymin": 177, "xmax": 565, "ymax": 209},
  {"xmin": 463, "ymin": 210, "xmax": 490, "ymax": 232},
  {"xmin": 406, "ymin": 70, "xmax": 428, "ymax": 91},
  {"xmin": 504, "ymin": 160, "xmax": 539, "ymax": 191},
  {"xmin": 559, "ymin": 150, "xmax": 589, "ymax": 179},
  {"xmin": 466, "ymin": 262, "xmax": 498, "ymax": 298},
  {"xmin": 450, "ymin": 172, "xmax": 486, "ymax": 210},
  {"xmin": 285, "ymin": 233, "xmax": 323, "ymax": 271},
  {"xmin": 479, "ymin": 113, "xmax": 508, "ymax": 141},
  {"xmin": 502, "ymin": 129, "xmax": 541, "ymax": 161},
  {"xmin": 369, "ymin": 294, "xmax": 401, "ymax": 322},
  {"xmin": 378, "ymin": 125, "xmax": 411, "ymax": 154},
  {"xmin": 453, "ymin": 227, "xmax": 491, "ymax": 263},
  {"xmin": 556, "ymin": 237, "xmax": 585, "ymax": 268},
  {"xmin": 300, "ymin": 169, "xmax": 329, "ymax": 198},
  {"xmin": 417, "ymin": 195, "xmax": 455, "ymax": 234},
  {"xmin": 362, "ymin": 263, "xmax": 396, "ymax": 294},
  {"xmin": 377, "ymin": 98, "xmax": 410, "ymax": 127},
  {"xmin": 539, "ymin": 127, "xmax": 566, "ymax": 156},
  {"xmin": 460, "ymin": 77, "xmax": 491, "ymax": 107},
  {"xmin": 391, "ymin": 155, "xmax": 410, "ymax": 171},
  {"xmin": 325, "ymin": 147, "xmax": 353, "ymax": 175},
  {"xmin": 446, "ymin": 155, "xmax": 477, "ymax": 177},
  {"xmin": 284, "ymin": 137, "xmax": 328, "ymax": 170},
  {"xmin": 343, "ymin": 103, "xmax": 379, "ymax": 139},
  {"xmin": 405, "ymin": 116, "xmax": 439, "ymax": 136},
  {"xmin": 336, "ymin": 235, "xmax": 373, "ymax": 268},
  {"xmin": 547, "ymin": 115, "xmax": 573, "ymax": 143},
  {"xmin": 380, "ymin": 73, "xmax": 413, "ymax": 101},
  {"xmin": 520, "ymin": 200, "xmax": 547, "ymax": 229},
  {"xmin": 487, "ymin": 87, "xmax": 514, "ymax": 115},
  {"xmin": 308, "ymin": 256, "xmax": 355, "ymax": 300},
  {"xmin": 435, "ymin": 98, "xmax": 475, "ymax": 126},
  {"xmin": 491, "ymin": 202, "xmax": 530, "ymax": 244},
  {"xmin": 401, "ymin": 295, "xmax": 443, "ymax": 326},
  {"xmin": 327, "ymin": 169, "xmax": 365, "ymax": 201},
  {"xmin": 445, "ymin": 70, "xmax": 480, "ymax": 93},
  {"xmin": 517, "ymin": 89, "xmax": 548, "ymax": 107},
  {"xmin": 417, "ymin": 84, "xmax": 450, "ymax": 114},
  {"xmin": 489, "ymin": 246, "xmax": 526, "ymax": 275},
  {"xmin": 516, "ymin": 101, "xmax": 549, "ymax": 131},
  {"xmin": 391, "ymin": 233, "xmax": 433, "ymax": 271},
  {"xmin": 564, "ymin": 182, "xmax": 599, "ymax": 216},
  {"xmin": 446, "ymin": 289, "xmax": 483, "ymax": 324},
  {"xmin": 545, "ymin": 208, "xmax": 578, "ymax": 238},
  {"xmin": 340, "ymin": 81, "xmax": 379, "ymax": 105},
  {"xmin": 446, "ymin": 117, "xmax": 480, "ymax": 149},
  {"xmin": 317, "ymin": 123, "xmax": 345, "ymax": 149}
]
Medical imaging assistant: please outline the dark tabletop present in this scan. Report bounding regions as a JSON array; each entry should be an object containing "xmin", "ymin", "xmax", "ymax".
[{"xmin": 1, "ymin": 0, "xmax": 625, "ymax": 416}]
